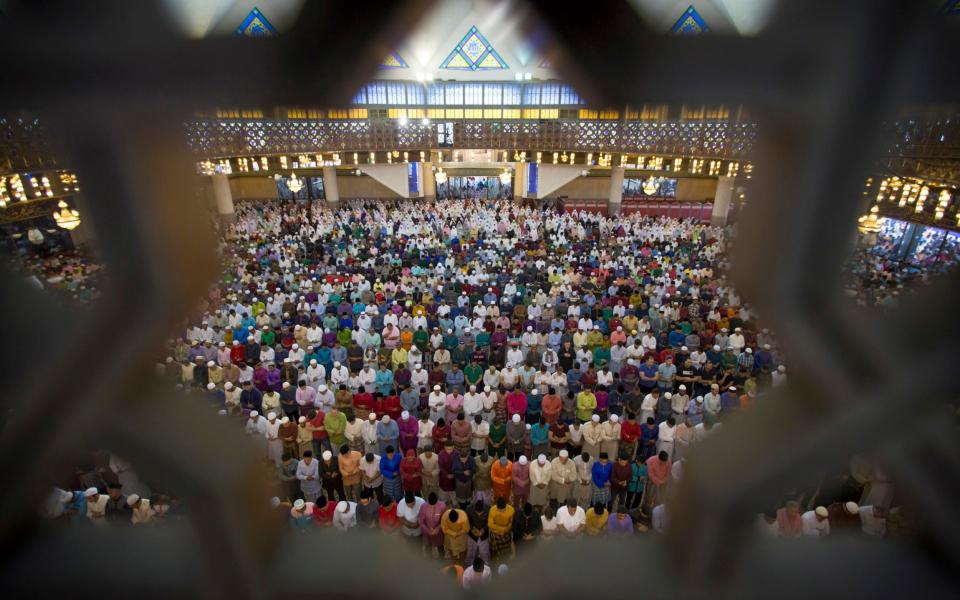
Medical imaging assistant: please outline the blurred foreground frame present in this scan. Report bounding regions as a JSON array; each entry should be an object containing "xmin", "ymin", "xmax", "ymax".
[{"xmin": 0, "ymin": 0, "xmax": 958, "ymax": 597}]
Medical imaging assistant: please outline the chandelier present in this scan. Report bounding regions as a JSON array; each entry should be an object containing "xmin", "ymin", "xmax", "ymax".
[
  {"xmin": 857, "ymin": 204, "xmax": 883, "ymax": 234},
  {"xmin": 286, "ymin": 172, "xmax": 303, "ymax": 194},
  {"xmin": 498, "ymin": 169, "xmax": 511, "ymax": 185},
  {"xmin": 435, "ymin": 168, "xmax": 447, "ymax": 185},
  {"xmin": 642, "ymin": 176, "xmax": 660, "ymax": 196},
  {"xmin": 53, "ymin": 199, "xmax": 81, "ymax": 230}
]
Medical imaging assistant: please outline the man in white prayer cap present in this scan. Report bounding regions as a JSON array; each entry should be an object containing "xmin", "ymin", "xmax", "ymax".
[
  {"xmin": 332, "ymin": 499, "xmax": 358, "ymax": 532},
  {"xmin": 85, "ymin": 487, "xmax": 108, "ymax": 525}
]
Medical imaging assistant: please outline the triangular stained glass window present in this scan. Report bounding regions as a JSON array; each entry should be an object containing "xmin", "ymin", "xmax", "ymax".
[
  {"xmin": 670, "ymin": 5, "xmax": 710, "ymax": 35},
  {"xmin": 380, "ymin": 51, "xmax": 409, "ymax": 69},
  {"xmin": 235, "ymin": 7, "xmax": 277, "ymax": 37},
  {"xmin": 440, "ymin": 26, "xmax": 508, "ymax": 71}
]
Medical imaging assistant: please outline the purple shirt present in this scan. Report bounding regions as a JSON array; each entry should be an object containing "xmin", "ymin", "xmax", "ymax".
[{"xmin": 607, "ymin": 514, "xmax": 634, "ymax": 536}]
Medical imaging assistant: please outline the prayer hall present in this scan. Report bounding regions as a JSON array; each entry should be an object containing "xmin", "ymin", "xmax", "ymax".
[{"xmin": 1, "ymin": 0, "xmax": 957, "ymax": 597}]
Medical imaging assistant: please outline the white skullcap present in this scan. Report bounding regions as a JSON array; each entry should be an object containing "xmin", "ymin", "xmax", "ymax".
[
  {"xmin": 281, "ymin": 417, "xmax": 290, "ymax": 424},
  {"xmin": 207, "ymin": 383, "xmax": 216, "ymax": 390},
  {"xmin": 267, "ymin": 412, "xmax": 277, "ymax": 420},
  {"xmin": 219, "ymin": 342, "xmax": 225, "ymax": 347},
  {"xmin": 763, "ymin": 344, "xmax": 771, "ymax": 349},
  {"xmin": 778, "ymin": 365, "xmax": 786, "ymax": 372},
  {"xmin": 166, "ymin": 357, "xmax": 173, "ymax": 363},
  {"xmin": 593, "ymin": 325, "xmax": 599, "ymax": 330},
  {"xmin": 292, "ymin": 344, "xmax": 299, "ymax": 349},
  {"xmin": 531, "ymin": 389, "xmax": 538, "ymax": 395},
  {"xmin": 401, "ymin": 410, "xmax": 410, "ymax": 419},
  {"xmin": 368, "ymin": 412, "xmax": 377, "ymax": 420},
  {"xmin": 735, "ymin": 327, "xmax": 742, "ymax": 332},
  {"xmin": 84, "ymin": 487, "xmax": 99, "ymax": 497},
  {"xmin": 338, "ymin": 500, "xmax": 349, "ymax": 513},
  {"xmin": 678, "ymin": 385, "xmax": 686, "ymax": 390},
  {"xmin": 745, "ymin": 348, "xmax": 753, "ymax": 354},
  {"xmin": 271, "ymin": 497, "xmax": 281, "ymax": 508},
  {"xmin": 729, "ymin": 386, "xmax": 737, "ymax": 391},
  {"xmin": 518, "ymin": 455, "xmax": 528, "ymax": 465},
  {"xmin": 310, "ymin": 359, "xmax": 318, "ymax": 365},
  {"xmin": 713, "ymin": 345, "xmax": 720, "ymax": 351},
  {"xmin": 512, "ymin": 414, "xmax": 521, "ymax": 423},
  {"xmin": 207, "ymin": 360, "xmax": 216, "ymax": 367},
  {"xmin": 318, "ymin": 384, "xmax": 327, "ymax": 392},
  {"xmin": 664, "ymin": 393, "xmax": 672, "ymax": 399},
  {"xmin": 298, "ymin": 416, "xmax": 307, "ymax": 423},
  {"xmin": 233, "ymin": 340, "xmax": 240, "ymax": 346},
  {"xmin": 322, "ymin": 451, "xmax": 332, "ymax": 460},
  {"xmin": 537, "ymin": 454, "xmax": 547, "ymax": 464},
  {"xmin": 416, "ymin": 364, "xmax": 422, "ymax": 369},
  {"xmin": 334, "ymin": 361, "xmax": 341, "ymax": 367},
  {"xmin": 126, "ymin": 494, "xmax": 141, "ymax": 506},
  {"xmin": 250, "ymin": 410, "xmax": 259, "ymax": 417},
  {"xmin": 559, "ymin": 449, "xmax": 569, "ymax": 457},
  {"xmin": 610, "ymin": 414, "xmax": 619, "ymax": 422},
  {"xmin": 527, "ymin": 326, "xmax": 533, "ymax": 331},
  {"xmin": 591, "ymin": 414, "xmax": 600, "ymax": 422},
  {"xmin": 225, "ymin": 382, "xmax": 233, "ymax": 390},
  {"xmin": 434, "ymin": 385, "xmax": 441, "ymax": 390},
  {"xmin": 815, "ymin": 506, "xmax": 828, "ymax": 518},
  {"xmin": 844, "ymin": 501, "xmax": 859, "ymax": 514},
  {"xmin": 283, "ymin": 382, "xmax": 290, "ymax": 389},
  {"xmin": 293, "ymin": 499, "xmax": 305, "ymax": 510}
]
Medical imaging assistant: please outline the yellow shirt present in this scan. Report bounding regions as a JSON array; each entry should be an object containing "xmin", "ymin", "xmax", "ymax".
[
  {"xmin": 487, "ymin": 504, "xmax": 516, "ymax": 536},
  {"xmin": 585, "ymin": 508, "xmax": 608, "ymax": 535}
]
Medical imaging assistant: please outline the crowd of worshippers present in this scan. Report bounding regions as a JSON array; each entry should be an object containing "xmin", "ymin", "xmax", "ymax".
[
  {"xmin": 843, "ymin": 245, "xmax": 953, "ymax": 311},
  {"xmin": 38, "ymin": 201, "xmax": 896, "ymax": 561},
  {"xmin": 6, "ymin": 247, "xmax": 103, "ymax": 303}
]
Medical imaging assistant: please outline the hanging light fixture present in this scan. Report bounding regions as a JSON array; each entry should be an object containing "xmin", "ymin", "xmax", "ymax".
[
  {"xmin": 857, "ymin": 204, "xmax": 883, "ymax": 234},
  {"xmin": 642, "ymin": 176, "xmax": 659, "ymax": 195},
  {"xmin": 286, "ymin": 172, "xmax": 303, "ymax": 194},
  {"xmin": 498, "ymin": 169, "xmax": 511, "ymax": 185},
  {"xmin": 53, "ymin": 199, "xmax": 81, "ymax": 230},
  {"xmin": 435, "ymin": 168, "xmax": 447, "ymax": 185}
]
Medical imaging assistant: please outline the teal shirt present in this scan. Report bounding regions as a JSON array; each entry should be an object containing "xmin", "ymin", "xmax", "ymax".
[{"xmin": 530, "ymin": 422, "xmax": 549, "ymax": 445}]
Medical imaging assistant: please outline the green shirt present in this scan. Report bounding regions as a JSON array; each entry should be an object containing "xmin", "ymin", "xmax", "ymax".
[
  {"xmin": 260, "ymin": 330, "xmax": 276, "ymax": 348},
  {"xmin": 464, "ymin": 364, "xmax": 484, "ymax": 385},
  {"xmin": 324, "ymin": 411, "xmax": 348, "ymax": 446}
]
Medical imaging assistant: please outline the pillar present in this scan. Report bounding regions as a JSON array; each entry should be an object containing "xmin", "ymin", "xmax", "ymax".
[
  {"xmin": 608, "ymin": 166, "xmax": 624, "ymax": 216},
  {"xmin": 422, "ymin": 163, "xmax": 436, "ymax": 200},
  {"xmin": 68, "ymin": 193, "xmax": 96, "ymax": 248},
  {"xmin": 212, "ymin": 173, "xmax": 235, "ymax": 220},
  {"xmin": 322, "ymin": 165, "xmax": 339, "ymax": 206},
  {"xmin": 513, "ymin": 162, "xmax": 526, "ymax": 200},
  {"xmin": 711, "ymin": 175, "xmax": 734, "ymax": 226}
]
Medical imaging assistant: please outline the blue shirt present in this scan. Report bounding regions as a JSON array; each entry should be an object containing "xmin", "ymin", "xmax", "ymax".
[
  {"xmin": 380, "ymin": 452, "xmax": 401, "ymax": 479},
  {"xmin": 591, "ymin": 460, "xmax": 613, "ymax": 487}
]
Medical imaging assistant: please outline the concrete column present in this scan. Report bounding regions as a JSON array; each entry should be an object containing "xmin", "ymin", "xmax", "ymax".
[
  {"xmin": 608, "ymin": 165, "xmax": 625, "ymax": 216},
  {"xmin": 422, "ymin": 163, "xmax": 436, "ymax": 200},
  {"xmin": 322, "ymin": 165, "xmax": 340, "ymax": 206},
  {"xmin": 513, "ymin": 162, "xmax": 526, "ymax": 200},
  {"xmin": 212, "ymin": 173, "xmax": 235, "ymax": 220},
  {"xmin": 711, "ymin": 175, "xmax": 734, "ymax": 226},
  {"xmin": 68, "ymin": 193, "xmax": 96, "ymax": 248}
]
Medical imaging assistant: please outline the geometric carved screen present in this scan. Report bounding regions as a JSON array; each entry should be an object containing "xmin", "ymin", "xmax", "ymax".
[{"xmin": 185, "ymin": 118, "xmax": 760, "ymax": 159}]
